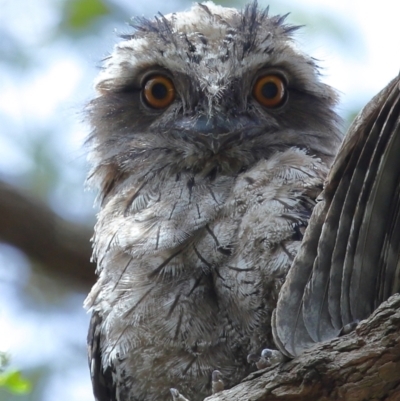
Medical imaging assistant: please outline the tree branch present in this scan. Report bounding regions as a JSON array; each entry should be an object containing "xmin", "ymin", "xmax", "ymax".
[
  {"xmin": 207, "ymin": 294, "xmax": 400, "ymax": 401},
  {"xmin": 0, "ymin": 180, "xmax": 95, "ymax": 290}
]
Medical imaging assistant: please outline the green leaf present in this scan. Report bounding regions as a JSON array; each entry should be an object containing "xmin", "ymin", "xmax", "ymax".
[
  {"xmin": 0, "ymin": 352, "xmax": 9, "ymax": 372},
  {"xmin": 0, "ymin": 370, "xmax": 32, "ymax": 394},
  {"xmin": 64, "ymin": 0, "xmax": 110, "ymax": 30}
]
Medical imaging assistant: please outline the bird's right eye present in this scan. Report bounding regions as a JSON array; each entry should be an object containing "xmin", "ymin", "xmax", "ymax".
[{"xmin": 142, "ymin": 75, "xmax": 175, "ymax": 109}]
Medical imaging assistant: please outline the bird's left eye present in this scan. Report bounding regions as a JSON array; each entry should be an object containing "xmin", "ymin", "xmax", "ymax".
[
  {"xmin": 142, "ymin": 75, "xmax": 175, "ymax": 109},
  {"xmin": 253, "ymin": 74, "xmax": 287, "ymax": 108}
]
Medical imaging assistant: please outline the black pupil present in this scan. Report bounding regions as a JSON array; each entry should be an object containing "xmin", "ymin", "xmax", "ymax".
[
  {"xmin": 151, "ymin": 82, "xmax": 168, "ymax": 99},
  {"xmin": 261, "ymin": 82, "xmax": 278, "ymax": 99}
]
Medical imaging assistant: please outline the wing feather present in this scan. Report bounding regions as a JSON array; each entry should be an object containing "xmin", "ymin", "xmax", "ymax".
[
  {"xmin": 273, "ymin": 75, "xmax": 400, "ymax": 357},
  {"xmin": 88, "ymin": 312, "xmax": 117, "ymax": 401}
]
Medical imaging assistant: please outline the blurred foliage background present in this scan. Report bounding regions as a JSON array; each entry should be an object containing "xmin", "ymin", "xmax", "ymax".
[{"xmin": 0, "ymin": 0, "xmax": 398, "ymax": 400}]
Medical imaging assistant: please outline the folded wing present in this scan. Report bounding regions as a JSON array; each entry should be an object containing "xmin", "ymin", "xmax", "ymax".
[{"xmin": 273, "ymin": 75, "xmax": 400, "ymax": 357}]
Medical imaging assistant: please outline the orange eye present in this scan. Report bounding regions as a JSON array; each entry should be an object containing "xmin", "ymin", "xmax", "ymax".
[
  {"xmin": 143, "ymin": 75, "xmax": 175, "ymax": 109},
  {"xmin": 253, "ymin": 74, "xmax": 286, "ymax": 108}
]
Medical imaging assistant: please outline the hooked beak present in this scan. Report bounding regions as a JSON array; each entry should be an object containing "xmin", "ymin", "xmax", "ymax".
[{"xmin": 173, "ymin": 115, "xmax": 262, "ymax": 153}]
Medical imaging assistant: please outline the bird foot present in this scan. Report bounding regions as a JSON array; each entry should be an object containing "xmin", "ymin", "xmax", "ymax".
[
  {"xmin": 211, "ymin": 370, "xmax": 224, "ymax": 394},
  {"xmin": 247, "ymin": 348, "xmax": 286, "ymax": 370},
  {"xmin": 340, "ymin": 320, "xmax": 360, "ymax": 336},
  {"xmin": 170, "ymin": 388, "xmax": 190, "ymax": 401},
  {"xmin": 170, "ymin": 369, "xmax": 224, "ymax": 401}
]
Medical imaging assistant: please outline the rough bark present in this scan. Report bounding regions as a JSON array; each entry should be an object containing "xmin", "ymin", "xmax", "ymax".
[
  {"xmin": 207, "ymin": 294, "xmax": 400, "ymax": 401},
  {"xmin": 0, "ymin": 180, "xmax": 95, "ymax": 290}
]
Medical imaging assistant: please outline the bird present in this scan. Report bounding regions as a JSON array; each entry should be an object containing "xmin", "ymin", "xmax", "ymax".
[{"xmin": 83, "ymin": 2, "xmax": 343, "ymax": 401}]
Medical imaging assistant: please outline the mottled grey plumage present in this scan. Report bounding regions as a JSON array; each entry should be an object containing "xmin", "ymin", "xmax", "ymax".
[{"xmin": 84, "ymin": 2, "xmax": 342, "ymax": 400}]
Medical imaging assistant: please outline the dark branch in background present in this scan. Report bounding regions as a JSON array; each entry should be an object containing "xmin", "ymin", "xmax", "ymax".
[
  {"xmin": 207, "ymin": 294, "xmax": 400, "ymax": 401},
  {"xmin": 0, "ymin": 180, "xmax": 95, "ymax": 290}
]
